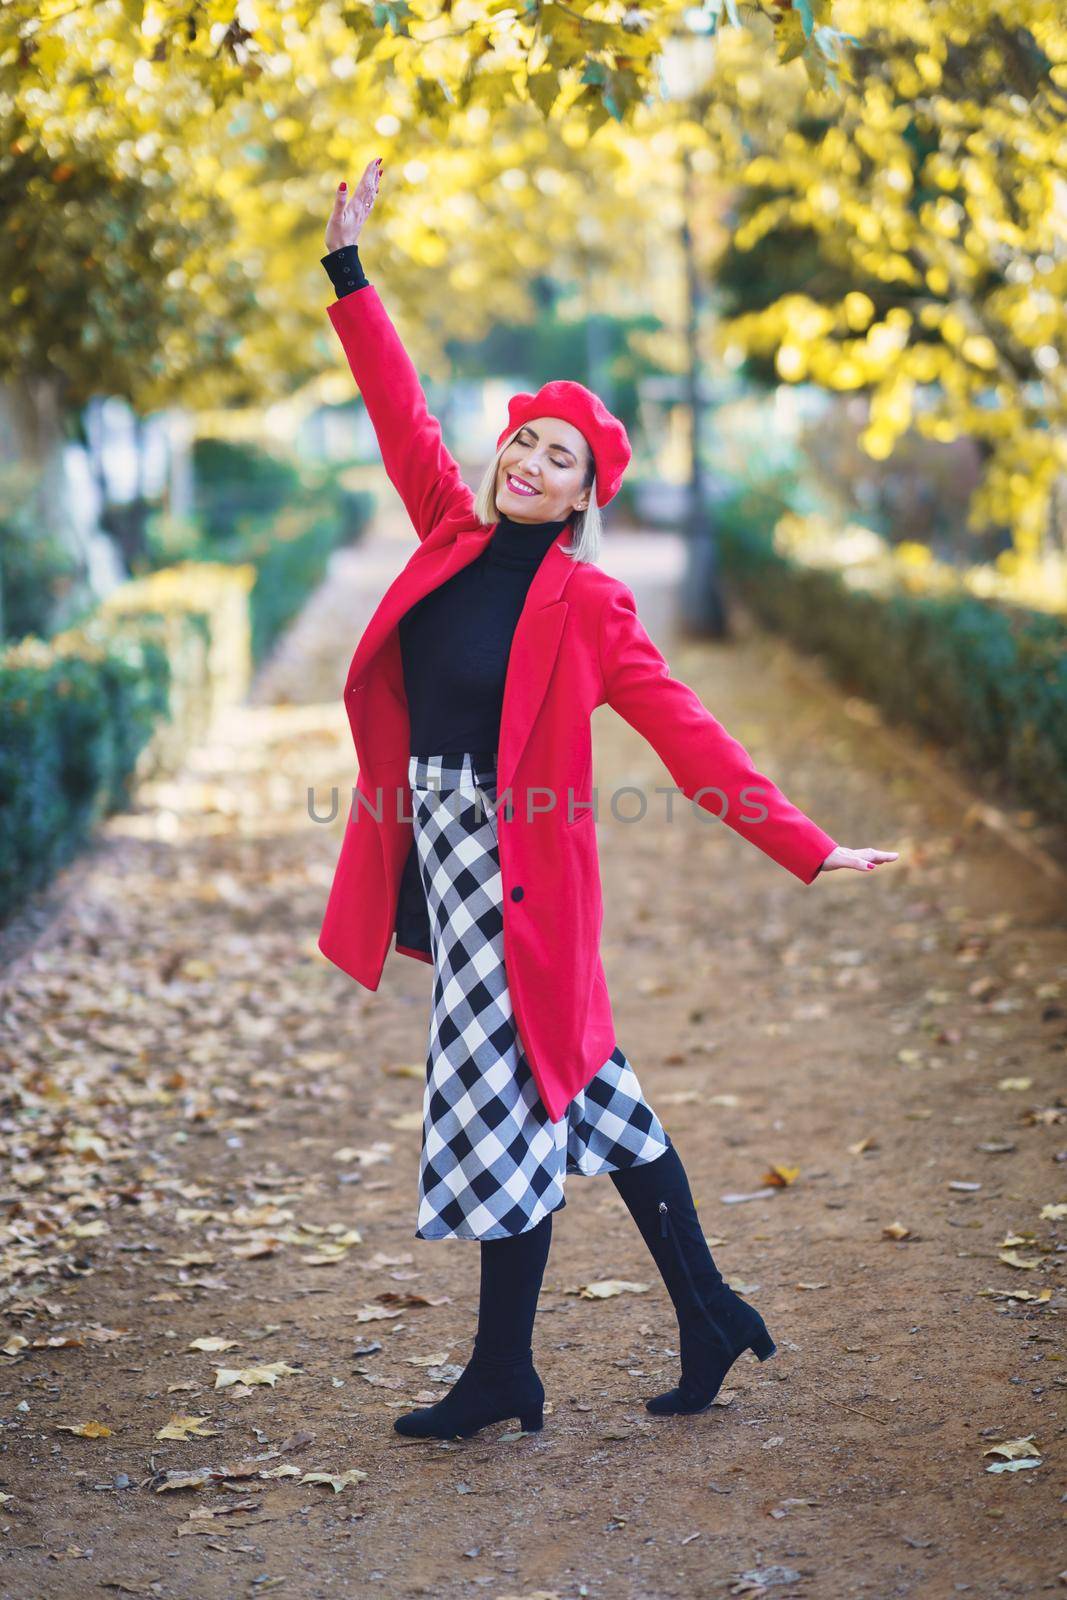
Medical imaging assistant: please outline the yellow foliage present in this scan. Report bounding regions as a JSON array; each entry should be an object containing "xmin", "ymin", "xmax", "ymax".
[
  {"xmin": 702, "ymin": 2, "xmax": 1067, "ymax": 557},
  {"xmin": 773, "ymin": 510, "xmax": 1067, "ymax": 614}
]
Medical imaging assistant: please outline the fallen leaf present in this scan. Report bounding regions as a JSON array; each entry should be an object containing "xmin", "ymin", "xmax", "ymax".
[
  {"xmin": 230, "ymin": 1237, "xmax": 282, "ymax": 1260},
  {"xmin": 154, "ymin": 1469, "xmax": 216, "ymax": 1493},
  {"xmin": 388, "ymin": 1112, "xmax": 424, "ymax": 1132},
  {"xmin": 568, "ymin": 1281, "xmax": 651, "ymax": 1300},
  {"xmin": 155, "ymin": 1414, "xmax": 221, "ymax": 1441},
  {"xmin": 983, "ymin": 1434, "xmax": 1040, "ymax": 1461},
  {"xmin": 188, "ymin": 1337, "xmax": 239, "ymax": 1353},
  {"xmin": 56, "ymin": 1421, "xmax": 112, "ymax": 1438},
  {"xmin": 351, "ymin": 1305, "xmax": 404, "ymax": 1324},
  {"xmin": 977, "ymin": 1287, "xmax": 1052, "ymax": 1304},
  {"xmin": 299, "ymin": 1468, "xmax": 368, "ymax": 1493},
  {"xmin": 214, "ymin": 1362, "xmax": 303, "ymax": 1390},
  {"xmin": 882, "ymin": 1221, "xmax": 911, "ymax": 1240},
  {"xmin": 997, "ymin": 1077, "xmax": 1032, "ymax": 1091},
  {"xmin": 998, "ymin": 1249, "xmax": 1047, "ymax": 1270},
  {"xmin": 375, "ymin": 1291, "xmax": 450, "ymax": 1308},
  {"xmin": 761, "ymin": 1165, "xmax": 799, "ymax": 1188},
  {"xmin": 183, "ymin": 1496, "xmax": 258, "ymax": 1521}
]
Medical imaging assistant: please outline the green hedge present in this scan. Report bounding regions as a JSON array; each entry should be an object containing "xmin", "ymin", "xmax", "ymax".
[
  {"xmin": 1, "ymin": 485, "xmax": 376, "ymax": 924},
  {"xmin": 716, "ymin": 496, "xmax": 1067, "ymax": 825},
  {"xmin": 0, "ymin": 626, "xmax": 170, "ymax": 909},
  {"xmin": 204, "ymin": 492, "xmax": 375, "ymax": 663},
  {"xmin": 191, "ymin": 437, "xmax": 303, "ymax": 545}
]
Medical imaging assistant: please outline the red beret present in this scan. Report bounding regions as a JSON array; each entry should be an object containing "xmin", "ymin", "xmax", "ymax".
[{"xmin": 496, "ymin": 379, "xmax": 631, "ymax": 507}]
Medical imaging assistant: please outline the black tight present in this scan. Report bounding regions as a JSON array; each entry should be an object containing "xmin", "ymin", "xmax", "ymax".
[{"xmin": 474, "ymin": 1210, "xmax": 554, "ymax": 1361}]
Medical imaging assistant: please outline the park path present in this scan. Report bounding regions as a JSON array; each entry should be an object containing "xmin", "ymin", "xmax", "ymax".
[{"xmin": 1, "ymin": 496, "xmax": 1064, "ymax": 1600}]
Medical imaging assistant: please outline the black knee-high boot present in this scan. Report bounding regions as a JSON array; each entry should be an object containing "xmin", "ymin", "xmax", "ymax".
[
  {"xmin": 393, "ymin": 1212, "xmax": 553, "ymax": 1439},
  {"xmin": 610, "ymin": 1143, "xmax": 776, "ymax": 1415}
]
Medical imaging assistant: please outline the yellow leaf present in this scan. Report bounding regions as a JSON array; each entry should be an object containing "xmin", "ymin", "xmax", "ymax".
[
  {"xmin": 299, "ymin": 1468, "xmax": 369, "ymax": 1493},
  {"xmin": 155, "ymin": 1414, "xmax": 221, "ymax": 1441},
  {"xmin": 213, "ymin": 1362, "xmax": 303, "ymax": 1390},
  {"xmin": 997, "ymin": 1250, "xmax": 1046, "ymax": 1270},
  {"xmin": 56, "ymin": 1420, "xmax": 112, "ymax": 1437},
  {"xmin": 982, "ymin": 1434, "xmax": 1040, "ymax": 1461},
  {"xmin": 388, "ymin": 1111, "xmax": 424, "ymax": 1132},
  {"xmin": 351, "ymin": 1304, "xmax": 404, "ymax": 1323},
  {"xmin": 570, "ymin": 1280, "xmax": 651, "ymax": 1300}
]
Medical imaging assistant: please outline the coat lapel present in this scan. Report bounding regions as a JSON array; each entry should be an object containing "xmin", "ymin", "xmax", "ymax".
[
  {"xmin": 344, "ymin": 518, "xmax": 580, "ymax": 788},
  {"xmin": 344, "ymin": 526, "xmax": 488, "ymax": 698}
]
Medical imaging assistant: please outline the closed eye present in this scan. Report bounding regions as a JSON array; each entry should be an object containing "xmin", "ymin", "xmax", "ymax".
[{"xmin": 518, "ymin": 429, "xmax": 574, "ymax": 469}]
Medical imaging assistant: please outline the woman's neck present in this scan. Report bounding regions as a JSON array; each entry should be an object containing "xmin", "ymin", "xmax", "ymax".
[{"xmin": 489, "ymin": 509, "xmax": 570, "ymax": 569}]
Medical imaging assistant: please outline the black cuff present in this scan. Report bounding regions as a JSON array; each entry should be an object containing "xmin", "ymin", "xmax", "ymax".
[{"xmin": 321, "ymin": 244, "xmax": 369, "ymax": 300}]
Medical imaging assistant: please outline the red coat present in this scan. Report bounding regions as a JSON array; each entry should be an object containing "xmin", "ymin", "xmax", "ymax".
[{"xmin": 318, "ymin": 286, "xmax": 839, "ymax": 1122}]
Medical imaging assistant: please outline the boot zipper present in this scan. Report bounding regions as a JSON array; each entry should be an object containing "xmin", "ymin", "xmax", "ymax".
[{"xmin": 659, "ymin": 1201, "xmax": 669, "ymax": 1238}]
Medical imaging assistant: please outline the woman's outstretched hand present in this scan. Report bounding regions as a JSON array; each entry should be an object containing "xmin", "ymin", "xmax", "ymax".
[
  {"xmin": 325, "ymin": 156, "xmax": 382, "ymax": 252},
  {"xmin": 818, "ymin": 845, "xmax": 899, "ymax": 874}
]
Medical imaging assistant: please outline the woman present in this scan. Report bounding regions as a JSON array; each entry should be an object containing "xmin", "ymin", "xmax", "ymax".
[{"xmin": 318, "ymin": 157, "xmax": 898, "ymax": 1442}]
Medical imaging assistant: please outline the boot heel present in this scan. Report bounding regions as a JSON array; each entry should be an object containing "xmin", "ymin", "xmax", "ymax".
[
  {"xmin": 518, "ymin": 1408, "xmax": 544, "ymax": 1432},
  {"xmin": 749, "ymin": 1327, "xmax": 777, "ymax": 1362}
]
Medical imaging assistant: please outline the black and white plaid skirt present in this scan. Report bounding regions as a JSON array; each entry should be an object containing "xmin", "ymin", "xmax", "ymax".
[{"xmin": 408, "ymin": 751, "xmax": 669, "ymax": 1241}]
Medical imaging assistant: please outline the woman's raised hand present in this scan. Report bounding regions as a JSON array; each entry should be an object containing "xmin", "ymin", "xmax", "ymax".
[
  {"xmin": 325, "ymin": 156, "xmax": 382, "ymax": 252},
  {"xmin": 818, "ymin": 845, "xmax": 900, "ymax": 874}
]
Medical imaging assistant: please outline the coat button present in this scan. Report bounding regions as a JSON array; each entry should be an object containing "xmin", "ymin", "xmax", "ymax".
[{"xmin": 510, "ymin": 885, "xmax": 524, "ymax": 902}]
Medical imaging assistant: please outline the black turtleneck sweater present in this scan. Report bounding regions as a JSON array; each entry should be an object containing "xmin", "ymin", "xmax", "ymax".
[
  {"xmin": 322, "ymin": 242, "xmax": 569, "ymax": 758},
  {"xmin": 398, "ymin": 510, "xmax": 568, "ymax": 756}
]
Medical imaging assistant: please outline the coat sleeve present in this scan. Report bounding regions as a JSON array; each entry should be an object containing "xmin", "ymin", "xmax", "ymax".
[
  {"xmin": 326, "ymin": 285, "xmax": 475, "ymax": 542},
  {"xmin": 597, "ymin": 582, "xmax": 837, "ymax": 885}
]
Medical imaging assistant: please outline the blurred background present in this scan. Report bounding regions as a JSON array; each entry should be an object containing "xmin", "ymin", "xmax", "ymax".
[{"xmin": 2, "ymin": 0, "xmax": 1065, "ymax": 916}]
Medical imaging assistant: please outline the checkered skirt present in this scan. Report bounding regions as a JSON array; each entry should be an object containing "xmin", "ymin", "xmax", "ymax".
[{"xmin": 408, "ymin": 751, "xmax": 669, "ymax": 1241}]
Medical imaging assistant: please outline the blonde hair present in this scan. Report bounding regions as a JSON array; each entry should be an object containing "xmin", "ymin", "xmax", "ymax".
[{"xmin": 473, "ymin": 426, "xmax": 603, "ymax": 565}]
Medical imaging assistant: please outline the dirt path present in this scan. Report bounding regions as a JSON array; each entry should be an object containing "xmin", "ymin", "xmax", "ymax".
[{"xmin": 2, "ymin": 503, "xmax": 1064, "ymax": 1600}]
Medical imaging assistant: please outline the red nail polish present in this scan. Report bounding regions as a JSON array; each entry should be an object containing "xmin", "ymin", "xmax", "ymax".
[{"xmin": 339, "ymin": 181, "xmax": 346, "ymax": 190}]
